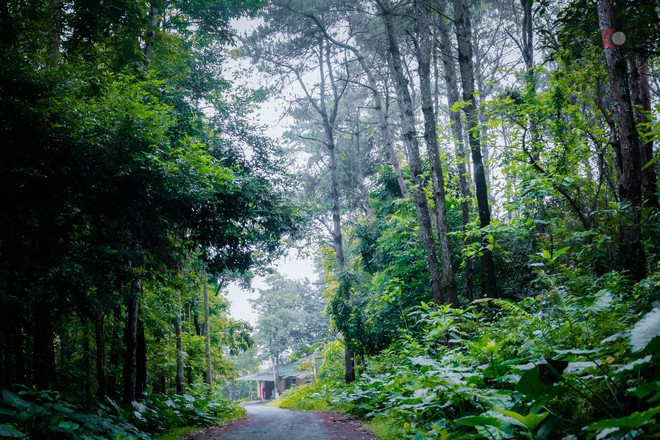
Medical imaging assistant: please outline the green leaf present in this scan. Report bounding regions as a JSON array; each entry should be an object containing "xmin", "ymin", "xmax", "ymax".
[
  {"xmin": 630, "ymin": 308, "xmax": 660, "ymax": 352},
  {"xmin": 586, "ymin": 406, "xmax": 660, "ymax": 431},
  {"xmin": 496, "ymin": 409, "xmax": 549, "ymax": 431},
  {"xmin": 631, "ymin": 381, "xmax": 660, "ymax": 400},
  {"xmin": 516, "ymin": 367, "xmax": 554, "ymax": 398},
  {"xmin": 1, "ymin": 390, "xmax": 30, "ymax": 410},
  {"xmin": 0, "ymin": 424, "xmax": 26, "ymax": 438},
  {"xmin": 551, "ymin": 246, "xmax": 570, "ymax": 260},
  {"xmin": 642, "ymin": 156, "xmax": 660, "ymax": 171},
  {"xmin": 57, "ymin": 420, "xmax": 80, "ymax": 432},
  {"xmin": 455, "ymin": 415, "xmax": 503, "ymax": 427}
]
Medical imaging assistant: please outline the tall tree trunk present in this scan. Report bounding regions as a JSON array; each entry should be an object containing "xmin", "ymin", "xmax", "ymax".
[
  {"xmin": 521, "ymin": 0, "xmax": 534, "ymax": 73},
  {"xmin": 95, "ymin": 314, "xmax": 106, "ymax": 400},
  {"xmin": 629, "ymin": 54, "xmax": 658, "ymax": 209},
  {"xmin": 107, "ymin": 307, "xmax": 122, "ymax": 399},
  {"xmin": 136, "ymin": 319, "xmax": 146, "ymax": 397},
  {"xmin": 436, "ymin": 6, "xmax": 474, "ymax": 298},
  {"xmin": 123, "ymin": 279, "xmax": 141, "ymax": 403},
  {"xmin": 175, "ymin": 310, "xmax": 185, "ymax": 394},
  {"xmin": 33, "ymin": 302, "xmax": 55, "ymax": 389},
  {"xmin": 83, "ymin": 322, "xmax": 91, "ymax": 400},
  {"xmin": 597, "ymin": 0, "xmax": 647, "ymax": 281},
  {"xmin": 317, "ymin": 37, "xmax": 354, "ymax": 384},
  {"xmin": 452, "ymin": 0, "xmax": 498, "ymax": 297},
  {"xmin": 48, "ymin": 0, "xmax": 63, "ymax": 63},
  {"xmin": 413, "ymin": 0, "xmax": 458, "ymax": 307},
  {"xmin": 144, "ymin": 2, "xmax": 158, "ymax": 61},
  {"xmin": 308, "ymin": 12, "xmax": 409, "ymax": 197},
  {"xmin": 379, "ymin": 0, "xmax": 445, "ymax": 304},
  {"xmin": 202, "ymin": 265, "xmax": 212, "ymax": 386}
]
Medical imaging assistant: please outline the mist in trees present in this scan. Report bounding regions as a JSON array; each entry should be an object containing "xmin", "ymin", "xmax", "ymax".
[
  {"xmin": 1, "ymin": 0, "xmax": 658, "ymax": 437},
  {"xmin": 251, "ymin": 273, "xmax": 329, "ymax": 365}
]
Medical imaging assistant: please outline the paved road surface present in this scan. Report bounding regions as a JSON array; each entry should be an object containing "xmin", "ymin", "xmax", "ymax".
[{"xmin": 190, "ymin": 403, "xmax": 376, "ymax": 440}]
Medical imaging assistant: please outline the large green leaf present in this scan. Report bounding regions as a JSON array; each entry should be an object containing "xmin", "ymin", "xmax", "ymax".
[
  {"xmin": 0, "ymin": 424, "xmax": 26, "ymax": 438},
  {"xmin": 631, "ymin": 308, "xmax": 660, "ymax": 353},
  {"xmin": 496, "ymin": 409, "xmax": 549, "ymax": 431},
  {"xmin": 455, "ymin": 414, "xmax": 503, "ymax": 427},
  {"xmin": 586, "ymin": 406, "xmax": 660, "ymax": 431}
]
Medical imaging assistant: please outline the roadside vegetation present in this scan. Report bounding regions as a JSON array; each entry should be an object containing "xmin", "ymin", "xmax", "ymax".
[{"xmin": 270, "ymin": 269, "xmax": 660, "ymax": 438}]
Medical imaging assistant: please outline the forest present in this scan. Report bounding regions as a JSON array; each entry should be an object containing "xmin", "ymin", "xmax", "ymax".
[{"xmin": 0, "ymin": 0, "xmax": 658, "ymax": 439}]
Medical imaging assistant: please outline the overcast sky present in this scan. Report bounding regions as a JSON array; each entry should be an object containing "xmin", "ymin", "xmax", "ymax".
[
  {"xmin": 223, "ymin": 17, "xmax": 317, "ymax": 326},
  {"xmin": 224, "ymin": 252, "xmax": 319, "ymax": 325}
]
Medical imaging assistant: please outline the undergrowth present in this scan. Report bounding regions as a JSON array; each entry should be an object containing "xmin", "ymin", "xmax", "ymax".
[
  {"xmin": 282, "ymin": 269, "xmax": 660, "ymax": 439},
  {"xmin": 0, "ymin": 384, "xmax": 245, "ymax": 439},
  {"xmin": 330, "ymin": 269, "xmax": 660, "ymax": 439}
]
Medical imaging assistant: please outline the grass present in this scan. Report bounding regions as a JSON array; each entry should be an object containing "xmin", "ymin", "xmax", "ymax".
[
  {"xmin": 268, "ymin": 383, "xmax": 335, "ymax": 411},
  {"xmin": 153, "ymin": 404, "xmax": 247, "ymax": 440},
  {"xmin": 363, "ymin": 415, "xmax": 405, "ymax": 440},
  {"xmin": 153, "ymin": 426, "xmax": 201, "ymax": 440}
]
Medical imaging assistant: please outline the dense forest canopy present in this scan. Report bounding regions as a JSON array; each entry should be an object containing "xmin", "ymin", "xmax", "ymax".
[{"xmin": 0, "ymin": 0, "xmax": 659, "ymax": 438}]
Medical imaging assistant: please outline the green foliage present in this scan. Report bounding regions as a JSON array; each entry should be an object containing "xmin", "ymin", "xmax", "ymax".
[
  {"xmin": 0, "ymin": 387, "xmax": 146, "ymax": 439},
  {"xmin": 0, "ymin": 385, "xmax": 244, "ymax": 439},
  {"xmin": 322, "ymin": 269, "xmax": 660, "ymax": 439},
  {"xmin": 271, "ymin": 384, "xmax": 332, "ymax": 412},
  {"xmin": 0, "ymin": 0, "xmax": 298, "ymax": 411},
  {"xmin": 251, "ymin": 273, "xmax": 328, "ymax": 363}
]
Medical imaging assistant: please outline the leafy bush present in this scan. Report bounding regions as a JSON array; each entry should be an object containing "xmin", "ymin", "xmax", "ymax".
[
  {"xmin": 0, "ymin": 384, "xmax": 244, "ymax": 439},
  {"xmin": 0, "ymin": 387, "xmax": 146, "ymax": 439},
  {"xmin": 330, "ymin": 270, "xmax": 660, "ymax": 439}
]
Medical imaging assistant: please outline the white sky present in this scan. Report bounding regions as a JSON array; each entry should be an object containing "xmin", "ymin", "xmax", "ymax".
[
  {"xmin": 222, "ymin": 17, "xmax": 317, "ymax": 326},
  {"xmin": 224, "ymin": 251, "xmax": 318, "ymax": 325}
]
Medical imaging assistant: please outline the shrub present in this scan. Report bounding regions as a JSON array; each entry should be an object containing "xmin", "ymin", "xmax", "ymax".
[
  {"xmin": 0, "ymin": 384, "xmax": 245, "ymax": 439},
  {"xmin": 332, "ymin": 270, "xmax": 660, "ymax": 439}
]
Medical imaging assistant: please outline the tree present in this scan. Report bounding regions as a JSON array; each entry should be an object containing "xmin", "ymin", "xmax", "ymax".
[
  {"xmin": 243, "ymin": 0, "xmax": 357, "ymax": 382},
  {"xmin": 452, "ymin": 0, "xmax": 498, "ymax": 297},
  {"xmin": 377, "ymin": 0, "xmax": 447, "ymax": 305},
  {"xmin": 251, "ymin": 274, "xmax": 328, "ymax": 365},
  {"xmin": 412, "ymin": 0, "xmax": 458, "ymax": 306},
  {"xmin": 0, "ymin": 0, "xmax": 298, "ymax": 403},
  {"xmin": 596, "ymin": 0, "xmax": 647, "ymax": 281}
]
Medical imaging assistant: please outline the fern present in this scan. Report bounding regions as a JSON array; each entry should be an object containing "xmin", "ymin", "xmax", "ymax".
[{"xmin": 474, "ymin": 297, "xmax": 543, "ymax": 327}]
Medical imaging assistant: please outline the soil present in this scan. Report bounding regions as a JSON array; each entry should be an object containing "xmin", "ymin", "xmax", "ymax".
[{"xmin": 187, "ymin": 402, "xmax": 377, "ymax": 440}]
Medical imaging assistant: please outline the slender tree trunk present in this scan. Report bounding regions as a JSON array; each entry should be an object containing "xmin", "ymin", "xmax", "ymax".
[
  {"xmin": 107, "ymin": 306, "xmax": 122, "ymax": 399},
  {"xmin": 136, "ymin": 319, "xmax": 146, "ymax": 397},
  {"xmin": 83, "ymin": 323, "xmax": 91, "ymax": 400},
  {"xmin": 318, "ymin": 37, "xmax": 354, "ymax": 384},
  {"xmin": 144, "ymin": 2, "xmax": 158, "ymax": 61},
  {"xmin": 629, "ymin": 54, "xmax": 658, "ymax": 209},
  {"xmin": 123, "ymin": 279, "xmax": 141, "ymax": 403},
  {"xmin": 436, "ymin": 15, "xmax": 474, "ymax": 298},
  {"xmin": 95, "ymin": 314, "xmax": 106, "ymax": 400},
  {"xmin": 452, "ymin": 0, "xmax": 498, "ymax": 297},
  {"xmin": 33, "ymin": 302, "xmax": 56, "ymax": 389},
  {"xmin": 597, "ymin": 0, "xmax": 647, "ymax": 281},
  {"xmin": 175, "ymin": 309, "xmax": 185, "ymax": 394},
  {"xmin": 413, "ymin": 0, "xmax": 458, "ymax": 307},
  {"xmin": 521, "ymin": 0, "xmax": 534, "ymax": 73},
  {"xmin": 379, "ymin": 0, "xmax": 445, "ymax": 304},
  {"xmin": 202, "ymin": 265, "xmax": 212, "ymax": 386},
  {"xmin": 308, "ymin": 11, "xmax": 408, "ymax": 197},
  {"xmin": 48, "ymin": 0, "xmax": 63, "ymax": 63},
  {"xmin": 436, "ymin": 6, "xmax": 474, "ymax": 298}
]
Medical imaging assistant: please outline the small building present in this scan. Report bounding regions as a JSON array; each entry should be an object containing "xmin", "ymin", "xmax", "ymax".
[{"xmin": 237, "ymin": 353, "xmax": 319, "ymax": 400}]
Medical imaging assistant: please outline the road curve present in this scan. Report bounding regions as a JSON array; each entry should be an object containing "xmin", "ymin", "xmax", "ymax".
[{"xmin": 190, "ymin": 402, "xmax": 377, "ymax": 440}]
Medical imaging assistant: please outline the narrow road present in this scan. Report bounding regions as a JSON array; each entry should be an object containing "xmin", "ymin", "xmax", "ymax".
[{"xmin": 190, "ymin": 402, "xmax": 377, "ymax": 440}]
